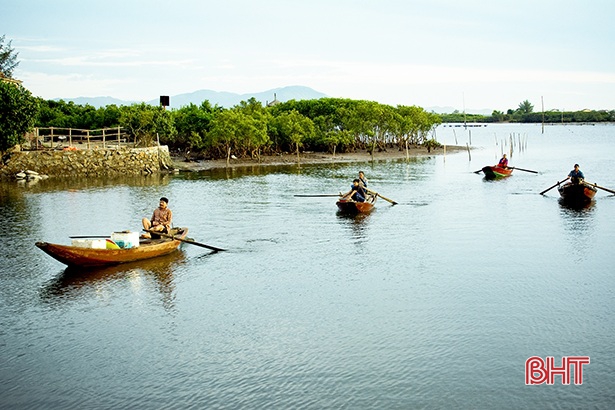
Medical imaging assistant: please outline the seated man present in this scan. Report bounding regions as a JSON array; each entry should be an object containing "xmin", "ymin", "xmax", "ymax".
[
  {"xmin": 342, "ymin": 179, "xmax": 366, "ymax": 202},
  {"xmin": 567, "ymin": 164, "xmax": 585, "ymax": 184},
  {"xmin": 142, "ymin": 197, "xmax": 172, "ymax": 238},
  {"xmin": 498, "ymin": 154, "xmax": 508, "ymax": 168}
]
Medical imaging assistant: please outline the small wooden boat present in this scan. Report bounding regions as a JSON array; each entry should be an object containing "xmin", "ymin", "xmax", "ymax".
[
  {"xmin": 336, "ymin": 194, "xmax": 377, "ymax": 214},
  {"xmin": 482, "ymin": 165, "xmax": 513, "ymax": 179},
  {"xmin": 36, "ymin": 227, "xmax": 188, "ymax": 267},
  {"xmin": 558, "ymin": 182, "xmax": 597, "ymax": 204}
]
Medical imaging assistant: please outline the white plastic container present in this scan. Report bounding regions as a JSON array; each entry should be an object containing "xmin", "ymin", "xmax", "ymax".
[
  {"xmin": 71, "ymin": 239, "xmax": 107, "ymax": 249},
  {"xmin": 111, "ymin": 231, "xmax": 140, "ymax": 249}
]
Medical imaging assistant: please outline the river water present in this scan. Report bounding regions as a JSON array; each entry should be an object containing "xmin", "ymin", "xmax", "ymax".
[{"xmin": 1, "ymin": 123, "xmax": 614, "ymax": 409}]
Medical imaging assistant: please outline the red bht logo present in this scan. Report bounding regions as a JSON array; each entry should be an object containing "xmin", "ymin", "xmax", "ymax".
[{"xmin": 526, "ymin": 356, "xmax": 590, "ymax": 385}]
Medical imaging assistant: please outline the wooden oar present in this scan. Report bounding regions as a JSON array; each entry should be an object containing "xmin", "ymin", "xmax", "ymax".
[
  {"xmin": 69, "ymin": 235, "xmax": 110, "ymax": 238},
  {"xmin": 510, "ymin": 167, "xmax": 538, "ymax": 174},
  {"xmin": 540, "ymin": 179, "xmax": 568, "ymax": 195},
  {"xmin": 586, "ymin": 182, "xmax": 615, "ymax": 195},
  {"xmin": 144, "ymin": 229, "xmax": 226, "ymax": 252},
  {"xmin": 474, "ymin": 169, "xmax": 483, "ymax": 174},
  {"xmin": 294, "ymin": 194, "xmax": 341, "ymax": 197},
  {"xmin": 366, "ymin": 189, "xmax": 398, "ymax": 205}
]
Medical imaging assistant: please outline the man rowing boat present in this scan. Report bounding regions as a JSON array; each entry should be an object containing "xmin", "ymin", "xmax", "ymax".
[
  {"xmin": 342, "ymin": 179, "xmax": 366, "ymax": 202},
  {"xmin": 142, "ymin": 197, "xmax": 173, "ymax": 238},
  {"xmin": 566, "ymin": 163, "xmax": 585, "ymax": 184}
]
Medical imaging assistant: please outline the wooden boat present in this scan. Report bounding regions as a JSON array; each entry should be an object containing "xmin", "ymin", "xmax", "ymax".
[
  {"xmin": 336, "ymin": 194, "xmax": 377, "ymax": 213},
  {"xmin": 36, "ymin": 227, "xmax": 188, "ymax": 267},
  {"xmin": 558, "ymin": 182, "xmax": 597, "ymax": 204},
  {"xmin": 482, "ymin": 165, "xmax": 513, "ymax": 179}
]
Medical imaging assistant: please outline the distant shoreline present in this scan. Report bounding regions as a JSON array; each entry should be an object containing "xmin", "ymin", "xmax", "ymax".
[{"xmin": 170, "ymin": 145, "xmax": 466, "ymax": 172}]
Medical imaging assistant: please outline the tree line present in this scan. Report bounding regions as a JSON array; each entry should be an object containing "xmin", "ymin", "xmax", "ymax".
[
  {"xmin": 5, "ymin": 94, "xmax": 443, "ymax": 163},
  {"xmin": 440, "ymin": 99, "xmax": 615, "ymax": 123}
]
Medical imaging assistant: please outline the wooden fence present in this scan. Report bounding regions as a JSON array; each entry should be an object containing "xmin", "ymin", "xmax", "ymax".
[{"xmin": 30, "ymin": 127, "xmax": 133, "ymax": 150}]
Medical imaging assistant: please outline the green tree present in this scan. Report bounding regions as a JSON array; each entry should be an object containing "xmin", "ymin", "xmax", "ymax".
[
  {"xmin": 491, "ymin": 110, "xmax": 505, "ymax": 122},
  {"xmin": 517, "ymin": 100, "xmax": 534, "ymax": 114},
  {"xmin": 270, "ymin": 110, "xmax": 314, "ymax": 165},
  {"xmin": 0, "ymin": 35, "xmax": 19, "ymax": 78},
  {"xmin": 119, "ymin": 103, "xmax": 175, "ymax": 146},
  {"xmin": 173, "ymin": 101, "xmax": 217, "ymax": 150},
  {"xmin": 0, "ymin": 82, "xmax": 39, "ymax": 151}
]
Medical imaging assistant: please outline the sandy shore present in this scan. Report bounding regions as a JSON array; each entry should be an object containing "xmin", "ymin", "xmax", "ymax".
[{"xmin": 170, "ymin": 145, "xmax": 466, "ymax": 172}]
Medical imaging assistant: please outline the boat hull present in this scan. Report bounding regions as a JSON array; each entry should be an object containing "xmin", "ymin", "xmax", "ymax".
[
  {"xmin": 36, "ymin": 228, "xmax": 188, "ymax": 267},
  {"xmin": 336, "ymin": 196, "xmax": 377, "ymax": 213},
  {"xmin": 558, "ymin": 182, "xmax": 597, "ymax": 204},
  {"xmin": 482, "ymin": 165, "xmax": 513, "ymax": 179}
]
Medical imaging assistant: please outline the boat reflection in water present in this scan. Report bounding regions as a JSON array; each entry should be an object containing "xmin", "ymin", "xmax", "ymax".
[{"xmin": 40, "ymin": 251, "xmax": 186, "ymax": 311}]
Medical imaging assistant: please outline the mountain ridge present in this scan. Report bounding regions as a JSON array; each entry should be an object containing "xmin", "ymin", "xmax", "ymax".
[
  {"xmin": 56, "ymin": 86, "xmax": 328, "ymax": 109},
  {"xmin": 54, "ymin": 86, "xmax": 492, "ymax": 114}
]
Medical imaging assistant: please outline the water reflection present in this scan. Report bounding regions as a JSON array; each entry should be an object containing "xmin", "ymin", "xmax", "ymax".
[
  {"xmin": 558, "ymin": 198, "xmax": 596, "ymax": 214},
  {"xmin": 0, "ymin": 173, "xmax": 173, "ymax": 195},
  {"xmin": 558, "ymin": 200, "xmax": 595, "ymax": 260},
  {"xmin": 336, "ymin": 211, "xmax": 372, "ymax": 242},
  {"xmin": 40, "ymin": 251, "xmax": 186, "ymax": 311}
]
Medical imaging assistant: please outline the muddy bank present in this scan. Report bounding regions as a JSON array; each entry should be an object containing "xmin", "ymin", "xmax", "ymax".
[{"xmin": 171, "ymin": 145, "xmax": 466, "ymax": 172}]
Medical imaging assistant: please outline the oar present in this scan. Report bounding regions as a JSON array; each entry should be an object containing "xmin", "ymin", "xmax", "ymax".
[
  {"xmin": 366, "ymin": 189, "xmax": 398, "ymax": 205},
  {"xmin": 510, "ymin": 167, "xmax": 538, "ymax": 174},
  {"xmin": 586, "ymin": 182, "xmax": 615, "ymax": 195},
  {"xmin": 144, "ymin": 229, "xmax": 226, "ymax": 252},
  {"xmin": 69, "ymin": 235, "xmax": 110, "ymax": 238},
  {"xmin": 294, "ymin": 194, "xmax": 341, "ymax": 197},
  {"xmin": 473, "ymin": 169, "xmax": 483, "ymax": 174},
  {"xmin": 540, "ymin": 179, "xmax": 568, "ymax": 195}
]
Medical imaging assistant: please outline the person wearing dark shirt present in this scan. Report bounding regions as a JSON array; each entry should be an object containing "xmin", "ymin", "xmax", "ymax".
[
  {"xmin": 342, "ymin": 179, "xmax": 366, "ymax": 202},
  {"xmin": 567, "ymin": 164, "xmax": 585, "ymax": 184},
  {"xmin": 498, "ymin": 154, "xmax": 508, "ymax": 168}
]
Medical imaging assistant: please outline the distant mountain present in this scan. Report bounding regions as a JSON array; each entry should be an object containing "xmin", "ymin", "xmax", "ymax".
[
  {"xmin": 55, "ymin": 88, "xmax": 494, "ymax": 114},
  {"xmin": 55, "ymin": 86, "xmax": 327, "ymax": 109},
  {"xmin": 148, "ymin": 85, "xmax": 328, "ymax": 109},
  {"xmin": 53, "ymin": 96, "xmax": 136, "ymax": 108},
  {"xmin": 426, "ymin": 106, "xmax": 493, "ymax": 115}
]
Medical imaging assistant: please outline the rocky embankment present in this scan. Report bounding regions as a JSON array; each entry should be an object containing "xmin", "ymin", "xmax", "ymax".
[{"xmin": 0, "ymin": 146, "xmax": 173, "ymax": 179}]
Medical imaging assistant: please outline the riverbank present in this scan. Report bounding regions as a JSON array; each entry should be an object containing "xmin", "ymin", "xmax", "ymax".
[{"xmin": 171, "ymin": 145, "xmax": 465, "ymax": 172}]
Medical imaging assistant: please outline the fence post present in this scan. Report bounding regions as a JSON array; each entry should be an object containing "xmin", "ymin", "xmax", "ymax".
[
  {"xmin": 87, "ymin": 130, "xmax": 90, "ymax": 150},
  {"xmin": 103, "ymin": 128, "xmax": 106, "ymax": 149},
  {"xmin": 117, "ymin": 126, "xmax": 120, "ymax": 146},
  {"xmin": 69, "ymin": 128, "xmax": 72, "ymax": 147},
  {"xmin": 50, "ymin": 127, "xmax": 54, "ymax": 149}
]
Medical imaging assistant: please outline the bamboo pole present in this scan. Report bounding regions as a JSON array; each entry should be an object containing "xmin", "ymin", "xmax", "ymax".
[{"xmin": 541, "ymin": 96, "xmax": 545, "ymax": 134}]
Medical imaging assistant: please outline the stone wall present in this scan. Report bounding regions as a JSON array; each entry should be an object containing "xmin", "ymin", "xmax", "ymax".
[{"xmin": 0, "ymin": 146, "xmax": 173, "ymax": 178}]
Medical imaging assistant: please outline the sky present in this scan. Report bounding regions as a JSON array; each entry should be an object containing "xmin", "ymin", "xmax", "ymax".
[{"xmin": 3, "ymin": 0, "xmax": 615, "ymax": 112}]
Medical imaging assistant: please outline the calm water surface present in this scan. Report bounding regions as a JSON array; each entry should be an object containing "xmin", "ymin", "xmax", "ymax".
[{"xmin": 1, "ymin": 124, "xmax": 614, "ymax": 409}]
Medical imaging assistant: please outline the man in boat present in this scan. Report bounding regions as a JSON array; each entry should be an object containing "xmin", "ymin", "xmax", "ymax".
[
  {"xmin": 358, "ymin": 171, "xmax": 368, "ymax": 189},
  {"xmin": 142, "ymin": 197, "xmax": 173, "ymax": 238},
  {"xmin": 567, "ymin": 164, "xmax": 585, "ymax": 184},
  {"xmin": 497, "ymin": 154, "xmax": 508, "ymax": 168},
  {"xmin": 342, "ymin": 179, "xmax": 366, "ymax": 202}
]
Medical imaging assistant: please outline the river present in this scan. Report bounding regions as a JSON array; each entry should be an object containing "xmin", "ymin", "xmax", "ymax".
[{"xmin": 1, "ymin": 123, "xmax": 614, "ymax": 409}]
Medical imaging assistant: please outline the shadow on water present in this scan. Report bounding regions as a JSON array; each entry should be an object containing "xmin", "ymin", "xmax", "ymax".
[
  {"xmin": 558, "ymin": 199, "xmax": 596, "ymax": 259},
  {"xmin": 336, "ymin": 211, "xmax": 372, "ymax": 242},
  {"xmin": 558, "ymin": 198, "xmax": 596, "ymax": 214},
  {"xmin": 39, "ymin": 251, "xmax": 186, "ymax": 310}
]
